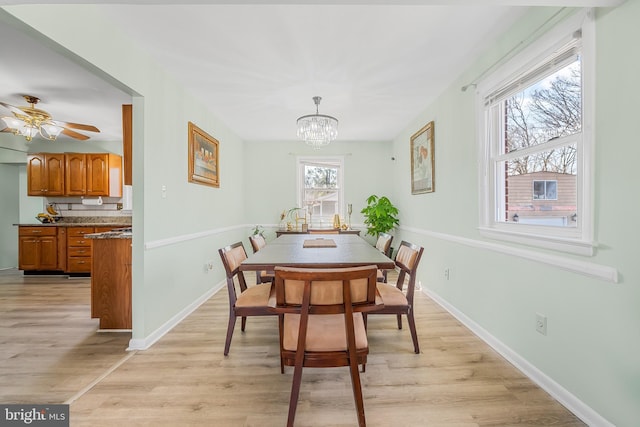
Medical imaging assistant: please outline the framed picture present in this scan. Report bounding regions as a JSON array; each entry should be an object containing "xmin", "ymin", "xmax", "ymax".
[
  {"xmin": 410, "ymin": 121, "xmax": 435, "ymax": 194},
  {"xmin": 188, "ymin": 121, "xmax": 219, "ymax": 188}
]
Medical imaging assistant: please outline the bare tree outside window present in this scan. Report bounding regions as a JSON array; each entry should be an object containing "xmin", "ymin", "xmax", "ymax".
[{"xmin": 501, "ymin": 58, "xmax": 581, "ymax": 227}]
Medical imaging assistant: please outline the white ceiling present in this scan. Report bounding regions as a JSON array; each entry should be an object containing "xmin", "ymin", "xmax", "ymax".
[{"xmin": 0, "ymin": 1, "xmax": 621, "ymax": 144}]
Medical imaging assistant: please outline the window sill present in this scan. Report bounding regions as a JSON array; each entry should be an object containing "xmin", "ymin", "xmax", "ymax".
[{"xmin": 478, "ymin": 226, "xmax": 595, "ymax": 256}]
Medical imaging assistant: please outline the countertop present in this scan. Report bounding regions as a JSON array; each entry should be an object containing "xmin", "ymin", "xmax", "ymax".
[
  {"xmin": 14, "ymin": 216, "xmax": 131, "ymax": 228},
  {"xmin": 85, "ymin": 228, "xmax": 132, "ymax": 239}
]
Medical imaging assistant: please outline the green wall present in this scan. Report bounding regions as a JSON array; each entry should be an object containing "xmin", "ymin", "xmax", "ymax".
[
  {"xmin": 242, "ymin": 139, "xmax": 394, "ymax": 244},
  {"xmin": 388, "ymin": 5, "xmax": 639, "ymax": 426},
  {"xmin": 2, "ymin": 3, "xmax": 638, "ymax": 425},
  {"xmin": 0, "ymin": 163, "xmax": 19, "ymax": 269}
]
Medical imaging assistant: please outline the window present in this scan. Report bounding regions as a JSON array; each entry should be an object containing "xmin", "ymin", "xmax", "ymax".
[
  {"xmin": 297, "ymin": 157, "xmax": 344, "ymax": 228},
  {"xmin": 533, "ymin": 180, "xmax": 557, "ymax": 200},
  {"xmin": 477, "ymin": 10, "xmax": 594, "ymax": 255}
]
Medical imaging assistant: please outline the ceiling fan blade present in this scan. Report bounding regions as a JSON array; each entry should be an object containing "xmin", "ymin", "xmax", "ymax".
[
  {"xmin": 61, "ymin": 128, "xmax": 90, "ymax": 141},
  {"xmin": 52, "ymin": 120, "xmax": 100, "ymax": 133},
  {"xmin": 0, "ymin": 101, "xmax": 26, "ymax": 116}
]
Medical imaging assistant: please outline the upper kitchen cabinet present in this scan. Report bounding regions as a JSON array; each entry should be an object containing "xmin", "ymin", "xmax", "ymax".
[
  {"xmin": 27, "ymin": 152, "xmax": 123, "ymax": 197},
  {"xmin": 64, "ymin": 153, "xmax": 123, "ymax": 197},
  {"xmin": 27, "ymin": 153, "xmax": 65, "ymax": 196},
  {"xmin": 86, "ymin": 153, "xmax": 122, "ymax": 197},
  {"xmin": 64, "ymin": 153, "xmax": 87, "ymax": 196}
]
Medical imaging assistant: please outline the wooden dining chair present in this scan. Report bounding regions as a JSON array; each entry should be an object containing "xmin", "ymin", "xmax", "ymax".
[
  {"xmin": 374, "ymin": 232, "xmax": 394, "ymax": 283},
  {"xmin": 367, "ymin": 240, "xmax": 424, "ymax": 354},
  {"xmin": 248, "ymin": 233, "xmax": 275, "ymax": 285},
  {"xmin": 218, "ymin": 241, "xmax": 276, "ymax": 356},
  {"xmin": 274, "ymin": 265, "xmax": 380, "ymax": 427}
]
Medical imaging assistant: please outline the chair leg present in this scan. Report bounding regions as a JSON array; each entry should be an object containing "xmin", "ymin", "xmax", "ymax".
[
  {"xmin": 396, "ymin": 314, "xmax": 403, "ymax": 329},
  {"xmin": 224, "ymin": 314, "xmax": 237, "ymax": 356},
  {"xmin": 348, "ymin": 357, "xmax": 366, "ymax": 427},
  {"xmin": 287, "ymin": 362, "xmax": 304, "ymax": 427},
  {"xmin": 406, "ymin": 311, "xmax": 420, "ymax": 354},
  {"xmin": 241, "ymin": 316, "xmax": 247, "ymax": 331}
]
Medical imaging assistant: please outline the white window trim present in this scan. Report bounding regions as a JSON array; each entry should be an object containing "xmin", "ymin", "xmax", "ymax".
[
  {"xmin": 476, "ymin": 9, "xmax": 595, "ymax": 256},
  {"xmin": 296, "ymin": 155, "xmax": 345, "ymax": 217}
]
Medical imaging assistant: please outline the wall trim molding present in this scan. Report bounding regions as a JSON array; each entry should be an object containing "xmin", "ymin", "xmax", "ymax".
[
  {"xmin": 127, "ymin": 280, "xmax": 224, "ymax": 351},
  {"xmin": 400, "ymin": 225, "xmax": 618, "ymax": 283},
  {"xmin": 144, "ymin": 224, "xmax": 251, "ymax": 250},
  {"xmin": 424, "ymin": 288, "xmax": 615, "ymax": 427}
]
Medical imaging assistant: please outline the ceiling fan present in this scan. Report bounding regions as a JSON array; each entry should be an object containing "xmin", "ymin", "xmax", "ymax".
[{"xmin": 0, "ymin": 95, "xmax": 100, "ymax": 142}]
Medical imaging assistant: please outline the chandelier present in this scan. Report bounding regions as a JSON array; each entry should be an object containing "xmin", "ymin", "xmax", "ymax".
[
  {"xmin": 1, "ymin": 96, "xmax": 64, "ymax": 142},
  {"xmin": 296, "ymin": 96, "xmax": 338, "ymax": 149}
]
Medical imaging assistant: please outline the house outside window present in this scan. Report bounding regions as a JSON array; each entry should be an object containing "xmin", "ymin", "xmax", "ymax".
[
  {"xmin": 477, "ymin": 10, "xmax": 594, "ymax": 255},
  {"xmin": 297, "ymin": 157, "xmax": 344, "ymax": 228}
]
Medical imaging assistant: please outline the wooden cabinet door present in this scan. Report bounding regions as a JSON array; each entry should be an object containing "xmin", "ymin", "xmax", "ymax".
[
  {"xmin": 27, "ymin": 154, "xmax": 46, "ymax": 196},
  {"xmin": 65, "ymin": 153, "xmax": 87, "ymax": 196},
  {"xmin": 18, "ymin": 236, "xmax": 39, "ymax": 270},
  {"xmin": 45, "ymin": 153, "xmax": 65, "ymax": 196},
  {"xmin": 26, "ymin": 153, "xmax": 65, "ymax": 196},
  {"xmin": 39, "ymin": 236, "xmax": 58, "ymax": 270},
  {"xmin": 86, "ymin": 154, "xmax": 109, "ymax": 196}
]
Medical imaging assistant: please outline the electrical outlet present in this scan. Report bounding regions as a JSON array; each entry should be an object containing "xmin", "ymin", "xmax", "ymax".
[
  {"xmin": 203, "ymin": 260, "xmax": 214, "ymax": 273},
  {"xmin": 536, "ymin": 313, "xmax": 547, "ymax": 335},
  {"xmin": 444, "ymin": 268, "xmax": 451, "ymax": 280}
]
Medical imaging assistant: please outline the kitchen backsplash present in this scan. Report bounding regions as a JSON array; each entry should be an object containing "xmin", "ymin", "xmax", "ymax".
[{"xmin": 45, "ymin": 197, "xmax": 132, "ymax": 218}]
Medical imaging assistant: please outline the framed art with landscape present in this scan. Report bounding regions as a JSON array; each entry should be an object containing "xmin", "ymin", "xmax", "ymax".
[
  {"xmin": 188, "ymin": 121, "xmax": 219, "ymax": 188},
  {"xmin": 410, "ymin": 121, "xmax": 435, "ymax": 194}
]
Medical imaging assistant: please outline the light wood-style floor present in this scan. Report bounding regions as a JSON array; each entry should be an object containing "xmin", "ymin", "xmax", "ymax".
[{"xmin": 0, "ymin": 268, "xmax": 585, "ymax": 426}]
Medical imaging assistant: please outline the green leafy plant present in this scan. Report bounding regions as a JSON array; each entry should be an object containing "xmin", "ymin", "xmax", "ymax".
[
  {"xmin": 360, "ymin": 195, "xmax": 399, "ymax": 237},
  {"xmin": 251, "ymin": 225, "xmax": 265, "ymax": 235}
]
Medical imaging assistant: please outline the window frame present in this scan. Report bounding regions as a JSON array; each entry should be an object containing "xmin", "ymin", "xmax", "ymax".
[
  {"xmin": 296, "ymin": 156, "xmax": 345, "ymax": 227},
  {"xmin": 476, "ymin": 9, "xmax": 595, "ymax": 256},
  {"xmin": 532, "ymin": 180, "xmax": 558, "ymax": 201}
]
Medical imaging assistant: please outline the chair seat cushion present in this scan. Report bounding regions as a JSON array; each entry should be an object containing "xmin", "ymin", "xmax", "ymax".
[
  {"xmin": 236, "ymin": 283, "xmax": 276, "ymax": 308},
  {"xmin": 375, "ymin": 283, "xmax": 408, "ymax": 306},
  {"xmin": 283, "ymin": 313, "xmax": 367, "ymax": 352}
]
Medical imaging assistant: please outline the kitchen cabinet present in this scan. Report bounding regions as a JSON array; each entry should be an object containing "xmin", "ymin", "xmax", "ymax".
[
  {"xmin": 18, "ymin": 227, "xmax": 59, "ymax": 271},
  {"xmin": 91, "ymin": 237, "xmax": 132, "ymax": 329},
  {"xmin": 86, "ymin": 153, "xmax": 122, "ymax": 197},
  {"xmin": 66, "ymin": 226, "xmax": 115, "ymax": 273},
  {"xmin": 27, "ymin": 152, "xmax": 123, "ymax": 197},
  {"xmin": 27, "ymin": 153, "xmax": 65, "ymax": 196},
  {"xmin": 64, "ymin": 153, "xmax": 87, "ymax": 196}
]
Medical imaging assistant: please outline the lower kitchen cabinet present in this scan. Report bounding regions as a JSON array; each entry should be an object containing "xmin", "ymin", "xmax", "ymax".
[
  {"xmin": 18, "ymin": 227, "xmax": 59, "ymax": 271},
  {"xmin": 91, "ymin": 238, "xmax": 132, "ymax": 329},
  {"xmin": 66, "ymin": 226, "xmax": 115, "ymax": 273}
]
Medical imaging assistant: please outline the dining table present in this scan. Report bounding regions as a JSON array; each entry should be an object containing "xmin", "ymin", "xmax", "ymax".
[{"xmin": 239, "ymin": 233, "xmax": 395, "ymax": 272}]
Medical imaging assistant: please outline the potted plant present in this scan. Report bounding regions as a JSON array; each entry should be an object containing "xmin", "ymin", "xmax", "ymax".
[{"xmin": 360, "ymin": 195, "xmax": 399, "ymax": 237}]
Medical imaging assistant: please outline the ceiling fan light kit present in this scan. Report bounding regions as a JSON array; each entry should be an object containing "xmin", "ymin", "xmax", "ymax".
[
  {"xmin": 0, "ymin": 95, "xmax": 99, "ymax": 142},
  {"xmin": 296, "ymin": 96, "xmax": 338, "ymax": 150}
]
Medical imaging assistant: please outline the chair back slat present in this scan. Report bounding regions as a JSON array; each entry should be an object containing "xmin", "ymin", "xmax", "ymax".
[
  {"xmin": 394, "ymin": 241, "xmax": 424, "ymax": 302},
  {"xmin": 275, "ymin": 266, "xmax": 378, "ymax": 313},
  {"xmin": 375, "ymin": 233, "xmax": 393, "ymax": 257},
  {"xmin": 218, "ymin": 242, "xmax": 249, "ymax": 303},
  {"xmin": 249, "ymin": 234, "xmax": 267, "ymax": 253}
]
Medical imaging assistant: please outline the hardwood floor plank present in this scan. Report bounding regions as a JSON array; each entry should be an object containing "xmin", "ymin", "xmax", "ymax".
[{"xmin": 0, "ymin": 268, "xmax": 585, "ymax": 426}]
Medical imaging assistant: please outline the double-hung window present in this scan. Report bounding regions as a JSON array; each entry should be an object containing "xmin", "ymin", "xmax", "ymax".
[
  {"xmin": 477, "ymin": 10, "xmax": 595, "ymax": 255},
  {"xmin": 297, "ymin": 157, "xmax": 344, "ymax": 228}
]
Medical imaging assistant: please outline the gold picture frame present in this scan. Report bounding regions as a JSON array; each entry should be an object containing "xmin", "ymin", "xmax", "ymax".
[
  {"xmin": 188, "ymin": 121, "xmax": 219, "ymax": 188},
  {"xmin": 410, "ymin": 121, "xmax": 435, "ymax": 194}
]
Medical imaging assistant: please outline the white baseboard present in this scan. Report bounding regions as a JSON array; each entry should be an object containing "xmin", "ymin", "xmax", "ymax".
[
  {"xmin": 423, "ymin": 287, "xmax": 615, "ymax": 427},
  {"xmin": 127, "ymin": 280, "xmax": 225, "ymax": 351}
]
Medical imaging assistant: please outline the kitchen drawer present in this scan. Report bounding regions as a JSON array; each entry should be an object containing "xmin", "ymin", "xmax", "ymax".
[
  {"xmin": 19, "ymin": 227, "xmax": 57, "ymax": 236},
  {"xmin": 68, "ymin": 227, "xmax": 94, "ymax": 237},
  {"xmin": 68, "ymin": 236, "xmax": 91, "ymax": 247},
  {"xmin": 68, "ymin": 246, "xmax": 91, "ymax": 257},
  {"xmin": 67, "ymin": 257, "xmax": 91, "ymax": 272}
]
